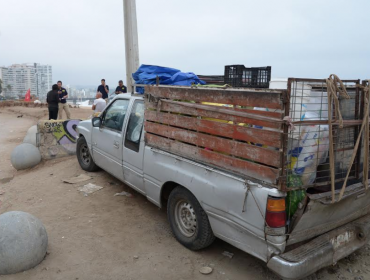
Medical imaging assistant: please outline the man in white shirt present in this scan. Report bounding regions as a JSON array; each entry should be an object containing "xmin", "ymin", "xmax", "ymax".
[{"xmin": 92, "ymin": 92, "xmax": 106, "ymax": 113}]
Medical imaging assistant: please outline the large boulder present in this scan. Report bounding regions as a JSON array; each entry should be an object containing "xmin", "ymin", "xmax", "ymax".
[
  {"xmin": 23, "ymin": 132, "xmax": 37, "ymax": 146},
  {"xmin": 27, "ymin": 125, "xmax": 37, "ymax": 135},
  {"xmin": 11, "ymin": 143, "xmax": 41, "ymax": 170},
  {"xmin": 23, "ymin": 125, "xmax": 38, "ymax": 146},
  {"xmin": 0, "ymin": 211, "xmax": 48, "ymax": 275}
]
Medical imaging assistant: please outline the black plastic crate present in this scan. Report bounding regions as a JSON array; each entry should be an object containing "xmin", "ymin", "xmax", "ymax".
[{"xmin": 224, "ymin": 65, "xmax": 271, "ymax": 88}]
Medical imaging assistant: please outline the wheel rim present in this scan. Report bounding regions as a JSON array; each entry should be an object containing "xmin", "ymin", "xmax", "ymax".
[
  {"xmin": 174, "ymin": 199, "xmax": 197, "ymax": 237},
  {"xmin": 80, "ymin": 143, "xmax": 91, "ymax": 166}
]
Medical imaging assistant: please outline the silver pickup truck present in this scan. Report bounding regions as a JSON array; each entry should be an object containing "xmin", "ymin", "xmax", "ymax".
[{"xmin": 76, "ymin": 92, "xmax": 370, "ymax": 280}]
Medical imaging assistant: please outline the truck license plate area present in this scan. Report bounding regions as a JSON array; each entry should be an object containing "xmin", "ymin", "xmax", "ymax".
[
  {"xmin": 330, "ymin": 230, "xmax": 355, "ymax": 250},
  {"xmin": 330, "ymin": 227, "xmax": 365, "ymax": 263}
]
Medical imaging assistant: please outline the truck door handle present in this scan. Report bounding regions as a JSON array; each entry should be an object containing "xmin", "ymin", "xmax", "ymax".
[{"xmin": 113, "ymin": 141, "xmax": 119, "ymax": 149}]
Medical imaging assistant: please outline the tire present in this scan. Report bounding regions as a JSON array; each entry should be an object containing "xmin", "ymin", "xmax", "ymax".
[
  {"xmin": 76, "ymin": 137, "xmax": 99, "ymax": 172},
  {"xmin": 167, "ymin": 186, "xmax": 215, "ymax": 250}
]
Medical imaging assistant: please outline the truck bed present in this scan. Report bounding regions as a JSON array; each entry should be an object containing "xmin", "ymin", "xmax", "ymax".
[
  {"xmin": 144, "ymin": 85, "xmax": 285, "ymax": 186},
  {"xmin": 143, "ymin": 81, "xmax": 369, "ymax": 194}
]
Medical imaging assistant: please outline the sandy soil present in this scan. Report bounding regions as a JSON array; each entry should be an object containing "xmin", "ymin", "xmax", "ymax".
[{"xmin": 0, "ymin": 106, "xmax": 370, "ymax": 280}]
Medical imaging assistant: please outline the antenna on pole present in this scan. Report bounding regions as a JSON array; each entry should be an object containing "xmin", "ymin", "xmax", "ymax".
[{"xmin": 123, "ymin": 0, "xmax": 140, "ymax": 93}]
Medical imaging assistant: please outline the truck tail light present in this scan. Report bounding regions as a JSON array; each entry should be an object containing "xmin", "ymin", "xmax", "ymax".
[{"xmin": 265, "ymin": 197, "xmax": 286, "ymax": 228}]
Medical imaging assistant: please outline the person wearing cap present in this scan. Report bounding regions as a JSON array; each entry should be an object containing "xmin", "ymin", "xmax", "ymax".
[{"xmin": 115, "ymin": 80, "xmax": 127, "ymax": 94}]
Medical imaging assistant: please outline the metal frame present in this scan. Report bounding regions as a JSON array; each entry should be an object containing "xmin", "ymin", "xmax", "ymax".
[{"xmin": 280, "ymin": 78, "xmax": 363, "ymax": 191}]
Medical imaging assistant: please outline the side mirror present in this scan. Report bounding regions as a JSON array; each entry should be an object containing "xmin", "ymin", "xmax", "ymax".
[{"xmin": 92, "ymin": 117, "xmax": 102, "ymax": 127}]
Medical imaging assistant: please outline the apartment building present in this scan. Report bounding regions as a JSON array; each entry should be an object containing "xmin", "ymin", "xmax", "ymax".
[
  {"xmin": 35, "ymin": 63, "xmax": 53, "ymax": 100},
  {"xmin": 0, "ymin": 63, "xmax": 52, "ymax": 99}
]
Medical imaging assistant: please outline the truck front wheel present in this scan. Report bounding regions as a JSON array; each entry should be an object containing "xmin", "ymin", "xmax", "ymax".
[
  {"xmin": 76, "ymin": 137, "xmax": 99, "ymax": 172},
  {"xmin": 167, "ymin": 186, "xmax": 215, "ymax": 250}
]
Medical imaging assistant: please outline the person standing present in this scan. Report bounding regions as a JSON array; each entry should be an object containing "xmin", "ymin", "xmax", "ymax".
[
  {"xmin": 57, "ymin": 81, "xmax": 71, "ymax": 119},
  {"xmin": 115, "ymin": 80, "xmax": 127, "ymax": 94},
  {"xmin": 97, "ymin": 79, "xmax": 109, "ymax": 103},
  {"xmin": 92, "ymin": 92, "xmax": 106, "ymax": 114},
  {"xmin": 46, "ymin": 84, "xmax": 60, "ymax": 120}
]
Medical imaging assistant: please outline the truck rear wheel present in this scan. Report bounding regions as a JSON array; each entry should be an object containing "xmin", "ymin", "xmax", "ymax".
[
  {"xmin": 167, "ymin": 186, "xmax": 215, "ymax": 250},
  {"xmin": 76, "ymin": 137, "xmax": 99, "ymax": 172}
]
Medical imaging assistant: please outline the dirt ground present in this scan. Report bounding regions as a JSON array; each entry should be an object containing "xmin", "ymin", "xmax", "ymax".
[{"xmin": 1, "ymin": 106, "xmax": 370, "ymax": 280}]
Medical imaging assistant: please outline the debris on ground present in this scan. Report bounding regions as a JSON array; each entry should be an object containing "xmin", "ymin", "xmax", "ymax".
[
  {"xmin": 199, "ymin": 266, "xmax": 213, "ymax": 275},
  {"xmin": 133, "ymin": 255, "xmax": 139, "ymax": 259},
  {"xmin": 63, "ymin": 174, "xmax": 92, "ymax": 184},
  {"xmin": 222, "ymin": 251, "xmax": 234, "ymax": 259},
  {"xmin": 114, "ymin": 191, "xmax": 132, "ymax": 197},
  {"xmin": 0, "ymin": 176, "xmax": 14, "ymax": 184},
  {"xmin": 78, "ymin": 183, "xmax": 103, "ymax": 194}
]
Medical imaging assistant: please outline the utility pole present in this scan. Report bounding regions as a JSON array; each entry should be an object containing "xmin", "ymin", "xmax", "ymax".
[{"xmin": 123, "ymin": 0, "xmax": 140, "ymax": 93}]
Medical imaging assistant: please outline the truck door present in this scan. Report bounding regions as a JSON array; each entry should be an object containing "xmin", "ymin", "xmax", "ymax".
[
  {"xmin": 91, "ymin": 99, "xmax": 130, "ymax": 181},
  {"xmin": 122, "ymin": 100, "xmax": 145, "ymax": 194}
]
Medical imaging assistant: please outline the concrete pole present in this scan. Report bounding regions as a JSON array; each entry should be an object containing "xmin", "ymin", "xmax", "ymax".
[{"xmin": 123, "ymin": 0, "xmax": 140, "ymax": 93}]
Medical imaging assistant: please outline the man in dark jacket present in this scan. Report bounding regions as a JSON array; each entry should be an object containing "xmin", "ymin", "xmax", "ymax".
[
  {"xmin": 97, "ymin": 79, "xmax": 109, "ymax": 103},
  {"xmin": 46, "ymin": 84, "xmax": 60, "ymax": 120},
  {"xmin": 115, "ymin": 80, "xmax": 127, "ymax": 94}
]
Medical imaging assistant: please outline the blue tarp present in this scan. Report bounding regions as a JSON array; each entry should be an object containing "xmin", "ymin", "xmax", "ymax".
[{"xmin": 132, "ymin": 64, "xmax": 206, "ymax": 93}]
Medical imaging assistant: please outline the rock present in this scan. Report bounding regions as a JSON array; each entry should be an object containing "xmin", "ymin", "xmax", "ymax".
[
  {"xmin": 23, "ymin": 125, "xmax": 38, "ymax": 146},
  {"xmin": 199, "ymin": 267, "xmax": 213, "ymax": 275},
  {"xmin": 0, "ymin": 211, "xmax": 48, "ymax": 275},
  {"xmin": 11, "ymin": 143, "xmax": 41, "ymax": 170},
  {"xmin": 27, "ymin": 125, "xmax": 37, "ymax": 135},
  {"xmin": 23, "ymin": 133, "xmax": 37, "ymax": 146},
  {"xmin": 133, "ymin": 255, "xmax": 139, "ymax": 260},
  {"xmin": 222, "ymin": 251, "xmax": 234, "ymax": 259}
]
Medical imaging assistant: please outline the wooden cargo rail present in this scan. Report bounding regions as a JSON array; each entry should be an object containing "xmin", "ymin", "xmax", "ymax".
[
  {"xmin": 144, "ymin": 85, "xmax": 286, "ymax": 186},
  {"xmin": 144, "ymin": 79, "xmax": 369, "ymax": 193}
]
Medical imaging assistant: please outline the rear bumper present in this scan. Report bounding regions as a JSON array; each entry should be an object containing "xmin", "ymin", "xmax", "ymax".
[{"xmin": 267, "ymin": 213, "xmax": 370, "ymax": 280}]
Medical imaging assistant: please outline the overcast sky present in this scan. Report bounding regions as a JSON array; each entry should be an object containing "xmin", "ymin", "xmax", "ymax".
[{"xmin": 0, "ymin": 0, "xmax": 369, "ymax": 87}]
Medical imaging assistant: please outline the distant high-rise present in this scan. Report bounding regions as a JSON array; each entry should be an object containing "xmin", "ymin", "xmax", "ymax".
[
  {"xmin": 0, "ymin": 63, "xmax": 52, "ymax": 99},
  {"xmin": 35, "ymin": 63, "xmax": 53, "ymax": 100}
]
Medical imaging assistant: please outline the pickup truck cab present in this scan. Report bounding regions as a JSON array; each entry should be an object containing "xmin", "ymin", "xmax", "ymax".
[{"xmin": 76, "ymin": 93, "xmax": 370, "ymax": 280}]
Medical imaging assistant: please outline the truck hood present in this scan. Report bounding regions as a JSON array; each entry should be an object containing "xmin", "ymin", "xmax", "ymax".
[{"xmin": 77, "ymin": 119, "xmax": 93, "ymax": 144}]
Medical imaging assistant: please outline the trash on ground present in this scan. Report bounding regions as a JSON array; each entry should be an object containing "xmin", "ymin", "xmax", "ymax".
[
  {"xmin": 199, "ymin": 266, "xmax": 213, "ymax": 275},
  {"xmin": 114, "ymin": 191, "xmax": 132, "ymax": 197},
  {"xmin": 133, "ymin": 255, "xmax": 139, "ymax": 259},
  {"xmin": 63, "ymin": 174, "xmax": 92, "ymax": 184},
  {"xmin": 78, "ymin": 183, "xmax": 103, "ymax": 194},
  {"xmin": 222, "ymin": 251, "xmax": 234, "ymax": 258}
]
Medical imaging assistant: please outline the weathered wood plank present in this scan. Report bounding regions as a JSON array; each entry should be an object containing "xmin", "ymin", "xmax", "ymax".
[
  {"xmin": 145, "ymin": 99, "xmax": 283, "ymax": 129},
  {"xmin": 145, "ymin": 111, "xmax": 281, "ymax": 148},
  {"xmin": 145, "ymin": 133, "xmax": 280, "ymax": 184},
  {"xmin": 145, "ymin": 122, "xmax": 281, "ymax": 167},
  {"xmin": 232, "ymin": 107, "xmax": 283, "ymax": 119},
  {"xmin": 145, "ymin": 85, "xmax": 284, "ymax": 109}
]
